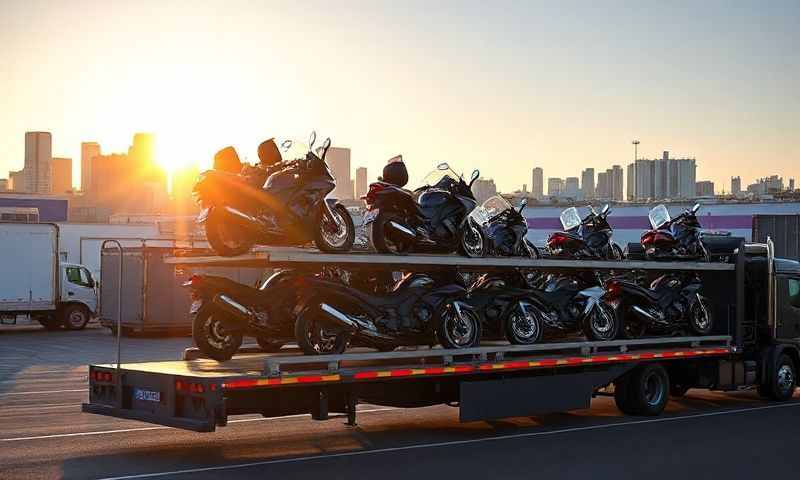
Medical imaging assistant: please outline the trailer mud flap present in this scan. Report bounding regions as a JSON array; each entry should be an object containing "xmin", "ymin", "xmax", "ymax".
[{"xmin": 459, "ymin": 367, "xmax": 629, "ymax": 422}]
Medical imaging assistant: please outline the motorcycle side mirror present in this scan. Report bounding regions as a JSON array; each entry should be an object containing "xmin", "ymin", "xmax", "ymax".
[
  {"xmin": 469, "ymin": 169, "xmax": 480, "ymax": 187},
  {"xmin": 601, "ymin": 204, "xmax": 610, "ymax": 215},
  {"xmin": 321, "ymin": 137, "xmax": 332, "ymax": 160},
  {"xmin": 518, "ymin": 199, "xmax": 527, "ymax": 212},
  {"xmin": 691, "ymin": 203, "xmax": 700, "ymax": 213},
  {"xmin": 308, "ymin": 131, "xmax": 317, "ymax": 149},
  {"xmin": 281, "ymin": 139, "xmax": 293, "ymax": 151},
  {"xmin": 437, "ymin": 162, "xmax": 449, "ymax": 171}
]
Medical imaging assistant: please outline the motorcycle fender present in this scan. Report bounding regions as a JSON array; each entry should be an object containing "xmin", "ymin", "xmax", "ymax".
[
  {"xmin": 320, "ymin": 198, "xmax": 338, "ymax": 224},
  {"xmin": 197, "ymin": 206, "xmax": 213, "ymax": 224},
  {"xmin": 578, "ymin": 287, "xmax": 605, "ymax": 318}
]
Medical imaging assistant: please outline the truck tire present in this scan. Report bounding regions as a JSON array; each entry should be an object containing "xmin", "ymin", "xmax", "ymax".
[
  {"xmin": 62, "ymin": 305, "xmax": 90, "ymax": 330},
  {"xmin": 760, "ymin": 353, "xmax": 797, "ymax": 401},
  {"xmin": 618, "ymin": 363, "xmax": 670, "ymax": 416},
  {"xmin": 613, "ymin": 376, "xmax": 633, "ymax": 414}
]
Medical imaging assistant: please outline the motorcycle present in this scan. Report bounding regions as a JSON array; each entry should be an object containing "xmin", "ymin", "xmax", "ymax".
[
  {"xmin": 293, "ymin": 272, "xmax": 479, "ymax": 354},
  {"xmin": 183, "ymin": 270, "xmax": 305, "ymax": 361},
  {"xmin": 524, "ymin": 275, "xmax": 620, "ymax": 341},
  {"xmin": 469, "ymin": 195, "xmax": 539, "ymax": 258},
  {"xmin": 192, "ymin": 132, "xmax": 355, "ymax": 257},
  {"xmin": 547, "ymin": 205, "xmax": 622, "ymax": 260},
  {"xmin": 602, "ymin": 274, "xmax": 714, "ymax": 339},
  {"xmin": 363, "ymin": 161, "xmax": 484, "ymax": 257}
]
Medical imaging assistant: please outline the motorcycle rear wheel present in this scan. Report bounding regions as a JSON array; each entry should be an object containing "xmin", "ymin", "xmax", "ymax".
[
  {"xmin": 315, "ymin": 204, "xmax": 355, "ymax": 253},
  {"xmin": 294, "ymin": 307, "xmax": 349, "ymax": 355},
  {"xmin": 192, "ymin": 307, "xmax": 243, "ymax": 361},
  {"xmin": 204, "ymin": 211, "xmax": 254, "ymax": 257},
  {"xmin": 369, "ymin": 211, "xmax": 413, "ymax": 255}
]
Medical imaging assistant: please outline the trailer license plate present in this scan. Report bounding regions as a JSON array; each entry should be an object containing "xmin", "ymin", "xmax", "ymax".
[
  {"xmin": 190, "ymin": 300, "xmax": 203, "ymax": 314},
  {"xmin": 134, "ymin": 388, "xmax": 161, "ymax": 403},
  {"xmin": 364, "ymin": 209, "xmax": 379, "ymax": 224}
]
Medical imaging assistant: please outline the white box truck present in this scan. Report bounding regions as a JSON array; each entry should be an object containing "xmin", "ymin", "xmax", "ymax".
[{"xmin": 0, "ymin": 223, "xmax": 98, "ymax": 330}]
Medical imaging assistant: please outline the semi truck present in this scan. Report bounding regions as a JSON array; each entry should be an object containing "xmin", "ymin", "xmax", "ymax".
[
  {"xmin": 0, "ymin": 223, "xmax": 98, "ymax": 330},
  {"xmin": 82, "ymin": 241, "xmax": 799, "ymax": 431}
]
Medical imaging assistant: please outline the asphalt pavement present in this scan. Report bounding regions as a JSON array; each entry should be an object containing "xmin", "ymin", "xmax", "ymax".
[{"xmin": 1, "ymin": 324, "xmax": 797, "ymax": 480}]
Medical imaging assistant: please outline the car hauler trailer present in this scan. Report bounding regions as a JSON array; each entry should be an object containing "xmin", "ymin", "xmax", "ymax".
[{"xmin": 82, "ymin": 240, "xmax": 800, "ymax": 431}]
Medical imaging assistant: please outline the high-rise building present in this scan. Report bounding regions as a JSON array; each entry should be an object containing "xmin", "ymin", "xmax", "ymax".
[
  {"xmin": 731, "ymin": 176, "xmax": 741, "ymax": 195},
  {"xmin": 472, "ymin": 178, "xmax": 497, "ymax": 204},
  {"xmin": 81, "ymin": 142, "xmax": 101, "ymax": 192},
  {"xmin": 632, "ymin": 152, "xmax": 696, "ymax": 201},
  {"xmin": 789, "ymin": 178, "xmax": 795, "ymax": 192},
  {"xmin": 0, "ymin": 179, "xmax": 8, "ymax": 192},
  {"xmin": 610, "ymin": 165, "xmax": 624, "ymax": 201},
  {"xmin": 531, "ymin": 167, "xmax": 543, "ymax": 199},
  {"xmin": 51, "ymin": 157, "xmax": 72, "ymax": 194},
  {"xmin": 355, "ymin": 167, "xmax": 368, "ymax": 200},
  {"xmin": 24, "ymin": 132, "xmax": 52, "ymax": 194},
  {"xmin": 9, "ymin": 170, "xmax": 25, "ymax": 192},
  {"xmin": 547, "ymin": 177, "xmax": 564, "ymax": 198},
  {"xmin": 695, "ymin": 181, "xmax": 715, "ymax": 197},
  {"xmin": 626, "ymin": 163, "xmax": 635, "ymax": 201},
  {"xmin": 634, "ymin": 159, "xmax": 654, "ymax": 201},
  {"xmin": 326, "ymin": 147, "xmax": 353, "ymax": 200},
  {"xmin": 596, "ymin": 172, "xmax": 609, "ymax": 199},
  {"xmin": 581, "ymin": 168, "xmax": 595, "ymax": 200},
  {"xmin": 565, "ymin": 177, "xmax": 580, "ymax": 199}
]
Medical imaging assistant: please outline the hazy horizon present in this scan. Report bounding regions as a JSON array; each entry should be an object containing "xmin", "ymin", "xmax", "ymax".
[{"xmin": 1, "ymin": 0, "xmax": 798, "ymax": 192}]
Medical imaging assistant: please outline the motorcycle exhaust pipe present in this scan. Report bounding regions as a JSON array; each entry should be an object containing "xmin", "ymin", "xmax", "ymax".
[
  {"xmin": 212, "ymin": 294, "xmax": 253, "ymax": 328},
  {"xmin": 631, "ymin": 305, "xmax": 658, "ymax": 323},
  {"xmin": 386, "ymin": 221, "xmax": 417, "ymax": 240},
  {"xmin": 318, "ymin": 303, "xmax": 395, "ymax": 341},
  {"xmin": 222, "ymin": 206, "xmax": 266, "ymax": 233}
]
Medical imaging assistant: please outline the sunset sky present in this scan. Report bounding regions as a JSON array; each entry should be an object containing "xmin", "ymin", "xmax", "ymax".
[{"xmin": 1, "ymin": 0, "xmax": 798, "ymax": 192}]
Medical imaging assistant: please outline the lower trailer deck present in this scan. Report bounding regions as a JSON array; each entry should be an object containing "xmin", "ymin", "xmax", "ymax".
[{"xmin": 83, "ymin": 336, "xmax": 734, "ymax": 432}]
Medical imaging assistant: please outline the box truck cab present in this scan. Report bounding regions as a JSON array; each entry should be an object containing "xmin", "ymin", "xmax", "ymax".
[{"xmin": 0, "ymin": 223, "xmax": 97, "ymax": 330}]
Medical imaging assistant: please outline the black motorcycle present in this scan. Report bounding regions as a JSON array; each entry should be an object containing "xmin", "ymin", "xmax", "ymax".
[
  {"xmin": 184, "ymin": 270, "xmax": 305, "ymax": 361},
  {"xmin": 602, "ymin": 274, "xmax": 714, "ymax": 338},
  {"xmin": 523, "ymin": 275, "xmax": 620, "ymax": 341},
  {"xmin": 547, "ymin": 205, "xmax": 622, "ymax": 260},
  {"xmin": 193, "ymin": 132, "xmax": 355, "ymax": 256},
  {"xmin": 470, "ymin": 195, "xmax": 539, "ymax": 258},
  {"xmin": 293, "ymin": 272, "xmax": 479, "ymax": 354},
  {"xmin": 364, "ymin": 162, "xmax": 484, "ymax": 257},
  {"xmin": 639, "ymin": 203, "xmax": 737, "ymax": 262}
]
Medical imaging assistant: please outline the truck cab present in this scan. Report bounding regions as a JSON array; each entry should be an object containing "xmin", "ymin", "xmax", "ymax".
[{"xmin": 59, "ymin": 262, "xmax": 98, "ymax": 329}]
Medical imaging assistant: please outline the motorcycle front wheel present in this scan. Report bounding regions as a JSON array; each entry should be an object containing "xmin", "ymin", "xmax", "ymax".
[
  {"xmin": 315, "ymin": 204, "xmax": 355, "ymax": 253},
  {"xmin": 204, "ymin": 210, "xmax": 254, "ymax": 257},
  {"xmin": 294, "ymin": 307, "xmax": 350, "ymax": 355},
  {"xmin": 437, "ymin": 303, "xmax": 481, "ymax": 349},
  {"xmin": 505, "ymin": 303, "xmax": 543, "ymax": 345},
  {"xmin": 459, "ymin": 220, "xmax": 486, "ymax": 258},
  {"xmin": 192, "ymin": 307, "xmax": 243, "ymax": 361},
  {"xmin": 688, "ymin": 296, "xmax": 713, "ymax": 335},
  {"xmin": 585, "ymin": 302, "xmax": 619, "ymax": 341}
]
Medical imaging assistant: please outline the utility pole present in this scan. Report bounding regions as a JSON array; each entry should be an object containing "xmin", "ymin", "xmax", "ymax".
[{"xmin": 632, "ymin": 140, "xmax": 640, "ymax": 162}]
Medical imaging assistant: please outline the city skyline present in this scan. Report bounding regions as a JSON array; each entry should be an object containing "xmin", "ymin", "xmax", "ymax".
[{"xmin": 2, "ymin": 1, "xmax": 798, "ymax": 192}]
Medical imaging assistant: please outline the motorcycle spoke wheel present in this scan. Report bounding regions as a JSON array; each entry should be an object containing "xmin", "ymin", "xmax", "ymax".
[
  {"xmin": 439, "ymin": 306, "xmax": 480, "ymax": 348},
  {"xmin": 320, "ymin": 208, "xmax": 350, "ymax": 249},
  {"xmin": 689, "ymin": 297, "xmax": 713, "ymax": 335},
  {"xmin": 507, "ymin": 307, "xmax": 541, "ymax": 345},
  {"xmin": 460, "ymin": 222, "xmax": 485, "ymax": 258},
  {"xmin": 588, "ymin": 304, "xmax": 618, "ymax": 341}
]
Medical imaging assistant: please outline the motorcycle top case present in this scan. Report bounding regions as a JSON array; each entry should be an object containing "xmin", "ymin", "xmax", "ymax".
[{"xmin": 382, "ymin": 161, "xmax": 409, "ymax": 188}]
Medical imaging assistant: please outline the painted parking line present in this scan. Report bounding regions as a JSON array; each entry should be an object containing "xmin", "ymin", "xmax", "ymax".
[{"xmin": 98, "ymin": 402, "xmax": 800, "ymax": 480}]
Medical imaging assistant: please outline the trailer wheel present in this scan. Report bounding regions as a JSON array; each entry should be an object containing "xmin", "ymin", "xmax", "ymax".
[
  {"xmin": 613, "ymin": 377, "xmax": 632, "ymax": 414},
  {"xmin": 760, "ymin": 354, "xmax": 797, "ymax": 401},
  {"xmin": 616, "ymin": 364, "xmax": 670, "ymax": 416},
  {"xmin": 192, "ymin": 308, "xmax": 243, "ymax": 361},
  {"xmin": 62, "ymin": 305, "xmax": 90, "ymax": 330}
]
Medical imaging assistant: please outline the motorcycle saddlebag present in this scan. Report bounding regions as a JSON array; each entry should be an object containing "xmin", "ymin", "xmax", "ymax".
[{"xmin": 381, "ymin": 157, "xmax": 409, "ymax": 187}]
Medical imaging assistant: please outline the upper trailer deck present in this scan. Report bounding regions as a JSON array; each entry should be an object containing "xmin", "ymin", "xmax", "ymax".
[{"xmin": 163, "ymin": 246, "xmax": 737, "ymax": 271}]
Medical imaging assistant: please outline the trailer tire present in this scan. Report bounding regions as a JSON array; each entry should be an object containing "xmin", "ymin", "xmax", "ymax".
[
  {"xmin": 192, "ymin": 307, "xmax": 243, "ymax": 361},
  {"xmin": 620, "ymin": 363, "xmax": 670, "ymax": 416},
  {"xmin": 62, "ymin": 305, "xmax": 90, "ymax": 330},
  {"xmin": 613, "ymin": 377, "xmax": 633, "ymax": 414},
  {"xmin": 760, "ymin": 354, "xmax": 797, "ymax": 401}
]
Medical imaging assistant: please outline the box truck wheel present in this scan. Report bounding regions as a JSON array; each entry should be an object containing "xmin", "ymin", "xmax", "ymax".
[
  {"xmin": 38, "ymin": 315, "xmax": 63, "ymax": 331},
  {"xmin": 614, "ymin": 363, "xmax": 669, "ymax": 416},
  {"xmin": 62, "ymin": 305, "xmax": 90, "ymax": 330},
  {"xmin": 759, "ymin": 353, "xmax": 797, "ymax": 401}
]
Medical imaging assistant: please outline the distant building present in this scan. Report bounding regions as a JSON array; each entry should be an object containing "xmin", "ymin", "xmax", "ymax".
[
  {"xmin": 0, "ymin": 192, "xmax": 68, "ymax": 222},
  {"xmin": 81, "ymin": 142, "xmax": 101, "ymax": 192},
  {"xmin": 789, "ymin": 178, "xmax": 795, "ymax": 192},
  {"xmin": 747, "ymin": 175, "xmax": 784, "ymax": 196},
  {"xmin": 547, "ymin": 177, "xmax": 564, "ymax": 198},
  {"xmin": 51, "ymin": 157, "xmax": 72, "ymax": 194},
  {"xmin": 731, "ymin": 176, "xmax": 741, "ymax": 195},
  {"xmin": 9, "ymin": 170, "xmax": 25, "ymax": 192},
  {"xmin": 565, "ymin": 177, "xmax": 580, "ymax": 199},
  {"xmin": 24, "ymin": 132, "xmax": 52, "ymax": 194},
  {"xmin": 696, "ymin": 181, "xmax": 715, "ymax": 197},
  {"xmin": 632, "ymin": 151, "xmax": 695, "ymax": 201},
  {"xmin": 0, "ymin": 179, "xmax": 7, "ymax": 192},
  {"xmin": 626, "ymin": 163, "xmax": 635, "ymax": 201},
  {"xmin": 581, "ymin": 168, "xmax": 595, "ymax": 200},
  {"xmin": 596, "ymin": 171, "xmax": 609, "ymax": 199},
  {"xmin": 531, "ymin": 167, "xmax": 543, "ymax": 199},
  {"xmin": 472, "ymin": 178, "xmax": 497, "ymax": 204},
  {"xmin": 327, "ymin": 147, "xmax": 353, "ymax": 200},
  {"xmin": 355, "ymin": 167, "xmax": 368, "ymax": 200},
  {"xmin": 610, "ymin": 165, "xmax": 624, "ymax": 201}
]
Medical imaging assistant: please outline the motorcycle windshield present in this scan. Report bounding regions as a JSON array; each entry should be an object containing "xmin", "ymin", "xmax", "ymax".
[
  {"xmin": 648, "ymin": 204, "xmax": 671, "ymax": 229},
  {"xmin": 420, "ymin": 165, "xmax": 462, "ymax": 189},
  {"xmin": 469, "ymin": 195, "xmax": 511, "ymax": 226},
  {"xmin": 280, "ymin": 139, "xmax": 311, "ymax": 162},
  {"xmin": 559, "ymin": 207, "xmax": 581, "ymax": 231}
]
